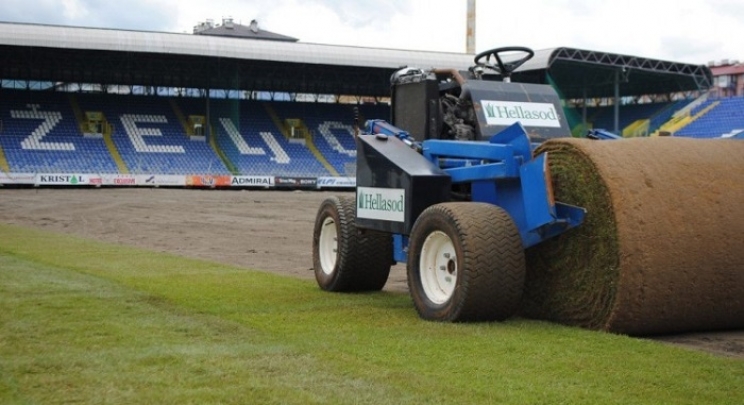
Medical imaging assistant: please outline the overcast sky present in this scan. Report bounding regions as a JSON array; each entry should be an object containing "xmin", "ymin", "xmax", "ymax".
[{"xmin": 1, "ymin": 0, "xmax": 742, "ymax": 65}]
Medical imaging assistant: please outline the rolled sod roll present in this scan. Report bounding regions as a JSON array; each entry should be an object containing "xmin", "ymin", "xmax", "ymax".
[{"xmin": 522, "ymin": 137, "xmax": 744, "ymax": 336}]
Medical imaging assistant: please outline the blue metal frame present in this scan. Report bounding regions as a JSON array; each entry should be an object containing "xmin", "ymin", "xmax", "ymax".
[
  {"xmin": 365, "ymin": 120, "xmax": 586, "ymax": 263},
  {"xmin": 393, "ymin": 234, "xmax": 408, "ymax": 264}
]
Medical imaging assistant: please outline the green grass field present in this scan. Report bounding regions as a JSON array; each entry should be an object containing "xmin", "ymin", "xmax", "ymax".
[{"xmin": 1, "ymin": 223, "xmax": 742, "ymax": 404}]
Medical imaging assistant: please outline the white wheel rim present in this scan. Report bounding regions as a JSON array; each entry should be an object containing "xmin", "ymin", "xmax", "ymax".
[
  {"xmin": 419, "ymin": 230, "xmax": 457, "ymax": 304},
  {"xmin": 318, "ymin": 216, "xmax": 338, "ymax": 275}
]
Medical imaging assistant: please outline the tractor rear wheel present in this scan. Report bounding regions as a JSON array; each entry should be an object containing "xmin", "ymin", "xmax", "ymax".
[
  {"xmin": 407, "ymin": 202, "xmax": 525, "ymax": 321},
  {"xmin": 313, "ymin": 195, "xmax": 392, "ymax": 292}
]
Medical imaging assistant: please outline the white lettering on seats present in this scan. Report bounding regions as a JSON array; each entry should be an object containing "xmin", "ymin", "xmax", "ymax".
[
  {"xmin": 318, "ymin": 121, "xmax": 356, "ymax": 157},
  {"xmin": 12, "ymin": 105, "xmax": 74, "ymax": 151},
  {"xmin": 218, "ymin": 118, "xmax": 265, "ymax": 155},
  {"xmin": 119, "ymin": 114, "xmax": 185, "ymax": 153},
  {"xmin": 259, "ymin": 132, "xmax": 291, "ymax": 164}
]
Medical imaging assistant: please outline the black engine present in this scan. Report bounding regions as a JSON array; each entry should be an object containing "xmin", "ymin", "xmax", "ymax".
[{"xmin": 388, "ymin": 47, "xmax": 572, "ymax": 144}]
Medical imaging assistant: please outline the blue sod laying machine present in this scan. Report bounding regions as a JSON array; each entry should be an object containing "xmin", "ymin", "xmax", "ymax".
[{"xmin": 312, "ymin": 47, "xmax": 594, "ymax": 322}]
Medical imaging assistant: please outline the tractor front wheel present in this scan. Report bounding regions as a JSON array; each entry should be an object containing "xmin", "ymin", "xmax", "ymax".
[
  {"xmin": 312, "ymin": 195, "xmax": 392, "ymax": 292},
  {"xmin": 407, "ymin": 202, "xmax": 525, "ymax": 322}
]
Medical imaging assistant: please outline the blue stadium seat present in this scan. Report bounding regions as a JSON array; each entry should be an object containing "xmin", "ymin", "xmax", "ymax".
[{"xmin": 675, "ymin": 97, "xmax": 744, "ymax": 138}]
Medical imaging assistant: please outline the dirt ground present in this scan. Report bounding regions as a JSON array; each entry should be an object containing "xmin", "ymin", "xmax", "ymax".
[{"xmin": 1, "ymin": 188, "xmax": 742, "ymax": 359}]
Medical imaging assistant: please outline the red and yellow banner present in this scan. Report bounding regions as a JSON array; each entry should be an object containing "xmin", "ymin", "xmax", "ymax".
[{"xmin": 186, "ymin": 175, "xmax": 232, "ymax": 187}]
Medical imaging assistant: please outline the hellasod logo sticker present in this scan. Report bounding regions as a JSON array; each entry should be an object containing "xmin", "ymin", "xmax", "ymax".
[
  {"xmin": 482, "ymin": 101, "xmax": 561, "ymax": 128},
  {"xmin": 357, "ymin": 187, "xmax": 405, "ymax": 222}
]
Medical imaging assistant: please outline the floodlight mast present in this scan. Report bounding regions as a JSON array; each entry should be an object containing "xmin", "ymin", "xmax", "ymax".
[{"xmin": 466, "ymin": 0, "xmax": 476, "ymax": 54}]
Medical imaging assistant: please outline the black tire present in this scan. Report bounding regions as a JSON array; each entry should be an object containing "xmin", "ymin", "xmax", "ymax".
[
  {"xmin": 312, "ymin": 195, "xmax": 393, "ymax": 292},
  {"xmin": 407, "ymin": 202, "xmax": 525, "ymax": 322}
]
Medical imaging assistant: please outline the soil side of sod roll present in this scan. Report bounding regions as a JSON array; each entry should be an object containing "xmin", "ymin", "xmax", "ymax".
[{"xmin": 522, "ymin": 137, "xmax": 744, "ymax": 336}]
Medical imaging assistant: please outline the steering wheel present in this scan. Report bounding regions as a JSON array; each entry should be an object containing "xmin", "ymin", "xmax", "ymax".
[{"xmin": 473, "ymin": 47, "xmax": 535, "ymax": 80}]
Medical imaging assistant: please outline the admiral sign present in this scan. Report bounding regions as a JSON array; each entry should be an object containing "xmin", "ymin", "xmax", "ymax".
[
  {"xmin": 482, "ymin": 101, "xmax": 561, "ymax": 128},
  {"xmin": 231, "ymin": 176, "xmax": 274, "ymax": 187}
]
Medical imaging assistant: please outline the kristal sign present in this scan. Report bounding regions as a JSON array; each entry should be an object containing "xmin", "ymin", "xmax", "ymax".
[{"xmin": 35, "ymin": 174, "xmax": 102, "ymax": 186}]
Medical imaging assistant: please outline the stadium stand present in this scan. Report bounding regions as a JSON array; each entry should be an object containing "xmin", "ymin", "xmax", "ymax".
[
  {"xmin": 75, "ymin": 93, "xmax": 230, "ymax": 175},
  {"xmin": 674, "ymin": 97, "xmax": 744, "ymax": 138},
  {"xmin": 0, "ymin": 90, "xmax": 119, "ymax": 173},
  {"xmin": 648, "ymin": 100, "xmax": 691, "ymax": 134},
  {"xmin": 1, "ymin": 90, "xmax": 392, "ymax": 177},
  {"xmin": 183, "ymin": 98, "xmax": 333, "ymax": 177},
  {"xmin": 269, "ymin": 101, "xmax": 362, "ymax": 176},
  {"xmin": 1, "ymin": 21, "xmax": 724, "ymax": 185},
  {"xmin": 173, "ymin": 98, "xmax": 390, "ymax": 177},
  {"xmin": 580, "ymin": 102, "xmax": 685, "ymax": 133}
]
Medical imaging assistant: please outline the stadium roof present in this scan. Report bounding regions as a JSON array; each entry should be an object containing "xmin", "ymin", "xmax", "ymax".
[
  {"xmin": 514, "ymin": 47, "xmax": 714, "ymax": 99},
  {"xmin": 0, "ymin": 21, "xmax": 712, "ymax": 99},
  {"xmin": 0, "ymin": 21, "xmax": 473, "ymax": 71},
  {"xmin": 0, "ymin": 21, "xmax": 474, "ymax": 97}
]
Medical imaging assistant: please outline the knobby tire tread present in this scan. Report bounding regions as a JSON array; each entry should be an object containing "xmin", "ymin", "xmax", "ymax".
[
  {"xmin": 408, "ymin": 202, "xmax": 525, "ymax": 321},
  {"xmin": 314, "ymin": 195, "xmax": 392, "ymax": 292}
]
